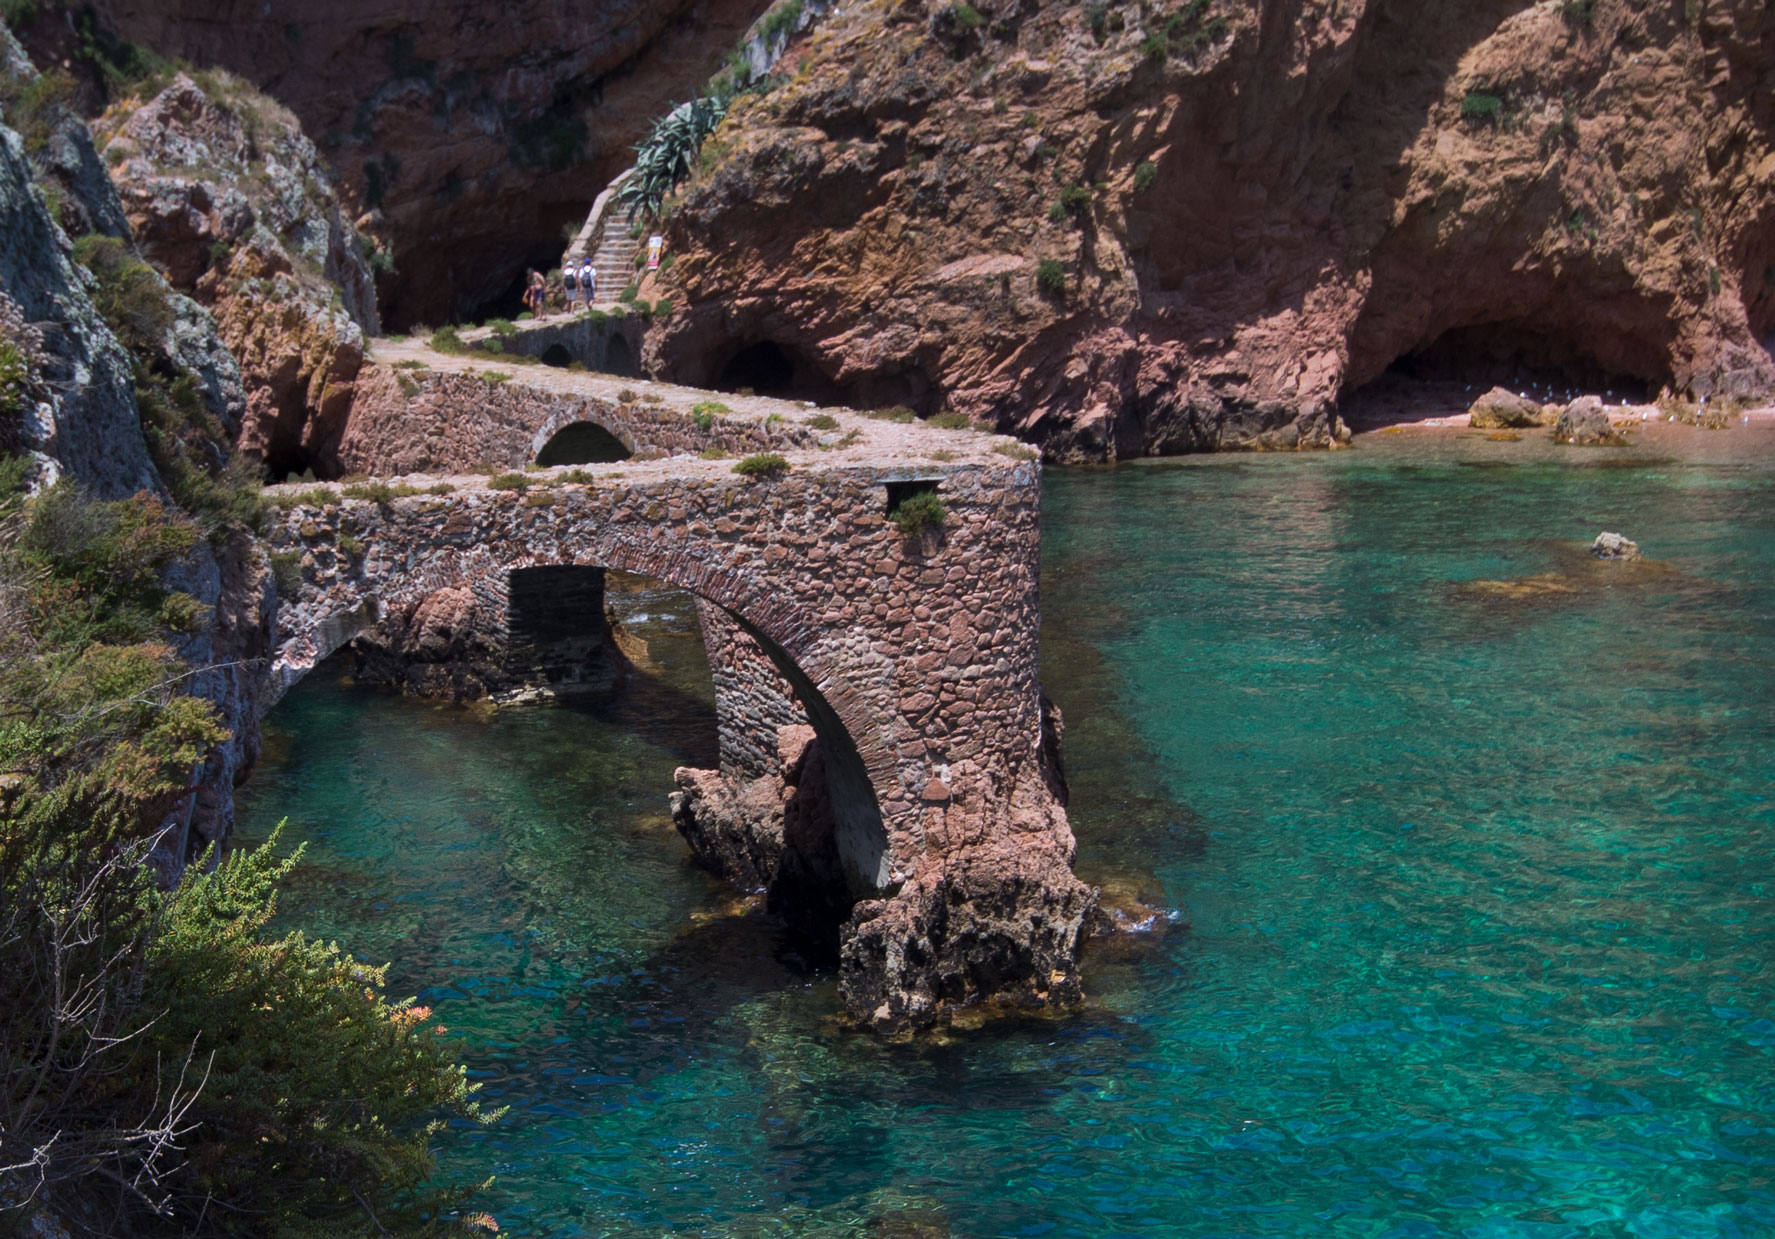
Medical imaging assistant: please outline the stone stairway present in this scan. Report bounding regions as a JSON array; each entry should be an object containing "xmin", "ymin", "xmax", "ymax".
[{"xmin": 588, "ymin": 227, "xmax": 642, "ymax": 297}]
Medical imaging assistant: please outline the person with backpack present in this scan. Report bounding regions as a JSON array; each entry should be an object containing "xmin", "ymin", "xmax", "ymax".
[
  {"xmin": 562, "ymin": 260, "xmax": 578, "ymax": 309},
  {"xmin": 580, "ymin": 256, "xmax": 597, "ymax": 306}
]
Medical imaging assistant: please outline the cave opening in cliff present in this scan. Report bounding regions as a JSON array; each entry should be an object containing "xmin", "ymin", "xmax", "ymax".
[
  {"xmin": 714, "ymin": 341, "xmax": 846, "ymax": 405},
  {"xmin": 540, "ymin": 344, "xmax": 573, "ymax": 368},
  {"xmin": 535, "ymin": 421, "xmax": 634, "ymax": 465},
  {"xmin": 603, "ymin": 335, "xmax": 635, "ymax": 377},
  {"xmin": 1378, "ymin": 322, "xmax": 1656, "ymax": 404}
]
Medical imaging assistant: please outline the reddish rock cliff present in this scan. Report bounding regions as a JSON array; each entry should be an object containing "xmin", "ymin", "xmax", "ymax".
[
  {"xmin": 82, "ymin": 0, "xmax": 777, "ymax": 326},
  {"xmin": 640, "ymin": 0, "xmax": 1775, "ymax": 458}
]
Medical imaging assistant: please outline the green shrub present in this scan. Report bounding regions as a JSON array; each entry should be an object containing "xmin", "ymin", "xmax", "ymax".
[
  {"xmin": 619, "ymin": 283, "xmax": 640, "ymax": 303},
  {"xmin": 950, "ymin": 2, "xmax": 985, "ymax": 29},
  {"xmin": 890, "ymin": 490, "xmax": 947, "ymax": 538},
  {"xmin": 1141, "ymin": 32, "xmax": 1169, "ymax": 61},
  {"xmin": 694, "ymin": 410, "xmax": 716, "ymax": 430},
  {"xmin": 523, "ymin": 490, "xmax": 555, "ymax": 507},
  {"xmin": 342, "ymin": 480, "xmax": 393, "ymax": 503},
  {"xmin": 865, "ymin": 405, "xmax": 917, "ymax": 423},
  {"xmin": 806, "ymin": 413, "xmax": 840, "ymax": 430},
  {"xmin": 699, "ymin": 446, "xmax": 730, "ymax": 460},
  {"xmin": 558, "ymin": 468, "xmax": 596, "ymax": 484},
  {"xmin": 336, "ymin": 530, "xmax": 365, "ymax": 558},
  {"xmin": 617, "ymin": 387, "xmax": 640, "ymax": 403},
  {"xmin": 1558, "ymin": 0, "xmax": 1595, "ymax": 24},
  {"xmin": 1133, "ymin": 161, "xmax": 1158, "ymax": 192},
  {"xmin": 487, "ymin": 472, "xmax": 529, "ymax": 491},
  {"xmin": 692, "ymin": 399, "xmax": 731, "ymax": 417},
  {"xmin": 1461, "ymin": 92, "xmax": 1504, "ymax": 124},
  {"xmin": 994, "ymin": 440, "xmax": 1039, "ymax": 461},
  {"xmin": 391, "ymin": 358, "xmax": 429, "ymax": 370},
  {"xmin": 1087, "ymin": 4, "xmax": 1108, "ymax": 42},
  {"xmin": 139, "ymin": 830, "xmax": 496, "ymax": 1233},
  {"xmin": 928, "ymin": 411, "xmax": 972, "ymax": 429},
  {"xmin": 430, "ymin": 325, "xmax": 468, "ymax": 354},
  {"xmin": 481, "ymin": 369, "xmax": 512, "ymax": 386},
  {"xmin": 654, "ymin": 296, "xmax": 675, "ymax": 315},
  {"xmin": 732, "ymin": 452, "xmax": 790, "ymax": 476},
  {"xmin": 72, "ymin": 234, "xmax": 172, "ymax": 357},
  {"xmin": 0, "ymin": 339, "xmax": 30, "ymax": 420},
  {"xmin": 428, "ymin": 481, "xmax": 457, "ymax": 494},
  {"xmin": 269, "ymin": 548, "xmax": 305, "ymax": 596},
  {"xmin": 1036, "ymin": 259, "xmax": 1066, "ymax": 295}
]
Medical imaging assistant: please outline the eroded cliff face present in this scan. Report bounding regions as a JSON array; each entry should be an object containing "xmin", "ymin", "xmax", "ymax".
[
  {"xmin": 641, "ymin": 0, "xmax": 1775, "ymax": 459},
  {"xmin": 92, "ymin": 72, "xmax": 377, "ymax": 479},
  {"xmin": 78, "ymin": 0, "xmax": 777, "ymax": 326},
  {"xmin": 0, "ymin": 31, "xmax": 273, "ymax": 871}
]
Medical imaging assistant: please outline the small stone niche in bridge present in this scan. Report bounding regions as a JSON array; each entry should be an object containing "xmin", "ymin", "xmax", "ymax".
[
  {"xmin": 536, "ymin": 421, "xmax": 634, "ymax": 465},
  {"xmin": 883, "ymin": 478, "xmax": 941, "ymax": 517}
]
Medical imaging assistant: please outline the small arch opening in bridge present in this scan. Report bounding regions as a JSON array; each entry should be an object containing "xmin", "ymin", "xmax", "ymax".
[
  {"xmin": 536, "ymin": 421, "xmax": 634, "ymax": 466},
  {"xmin": 541, "ymin": 343, "xmax": 573, "ymax": 368},
  {"xmin": 603, "ymin": 335, "xmax": 634, "ymax": 377}
]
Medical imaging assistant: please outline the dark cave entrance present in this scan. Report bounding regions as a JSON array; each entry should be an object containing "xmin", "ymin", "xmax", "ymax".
[
  {"xmin": 714, "ymin": 341, "xmax": 845, "ymax": 404},
  {"xmin": 535, "ymin": 421, "xmax": 634, "ymax": 466},
  {"xmin": 603, "ymin": 335, "xmax": 634, "ymax": 377},
  {"xmin": 1341, "ymin": 320, "xmax": 1661, "ymax": 430},
  {"xmin": 1381, "ymin": 322, "xmax": 1656, "ymax": 403},
  {"xmin": 541, "ymin": 343, "xmax": 572, "ymax": 368}
]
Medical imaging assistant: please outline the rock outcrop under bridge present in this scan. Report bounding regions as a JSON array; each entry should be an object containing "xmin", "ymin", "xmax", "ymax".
[{"xmin": 264, "ymin": 339, "xmax": 1092, "ymax": 1033}]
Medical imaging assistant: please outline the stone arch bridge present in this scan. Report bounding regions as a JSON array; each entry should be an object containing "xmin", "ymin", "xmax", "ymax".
[{"xmin": 266, "ymin": 342, "xmax": 1092, "ymax": 1033}]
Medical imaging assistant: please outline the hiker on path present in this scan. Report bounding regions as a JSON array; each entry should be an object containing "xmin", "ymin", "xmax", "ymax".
[
  {"xmin": 562, "ymin": 260, "xmax": 579, "ymax": 308},
  {"xmin": 525, "ymin": 268, "xmax": 547, "ymax": 317},
  {"xmin": 580, "ymin": 256, "xmax": 597, "ymax": 307}
]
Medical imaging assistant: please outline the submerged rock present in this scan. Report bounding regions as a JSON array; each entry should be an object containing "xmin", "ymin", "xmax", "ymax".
[{"xmin": 1591, "ymin": 531, "xmax": 1641, "ymax": 560}]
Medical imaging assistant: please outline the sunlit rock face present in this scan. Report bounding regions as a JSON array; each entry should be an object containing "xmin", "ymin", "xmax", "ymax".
[{"xmin": 643, "ymin": 0, "xmax": 1775, "ymax": 459}]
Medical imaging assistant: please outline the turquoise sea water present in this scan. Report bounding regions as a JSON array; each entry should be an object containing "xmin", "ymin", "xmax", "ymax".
[{"xmin": 236, "ymin": 439, "xmax": 1775, "ymax": 1238}]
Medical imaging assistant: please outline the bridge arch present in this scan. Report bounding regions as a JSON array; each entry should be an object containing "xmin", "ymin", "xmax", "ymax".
[
  {"xmin": 530, "ymin": 408, "xmax": 638, "ymax": 465},
  {"xmin": 552, "ymin": 537, "xmax": 894, "ymax": 894}
]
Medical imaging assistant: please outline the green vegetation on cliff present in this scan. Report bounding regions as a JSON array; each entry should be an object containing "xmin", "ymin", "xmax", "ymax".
[{"xmin": 0, "ymin": 460, "xmax": 495, "ymax": 1236}]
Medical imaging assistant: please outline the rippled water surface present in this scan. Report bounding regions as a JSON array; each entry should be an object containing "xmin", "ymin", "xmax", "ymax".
[{"xmin": 237, "ymin": 438, "xmax": 1775, "ymax": 1237}]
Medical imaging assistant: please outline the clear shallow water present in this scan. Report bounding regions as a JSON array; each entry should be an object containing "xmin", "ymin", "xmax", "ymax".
[{"xmin": 237, "ymin": 441, "xmax": 1775, "ymax": 1238}]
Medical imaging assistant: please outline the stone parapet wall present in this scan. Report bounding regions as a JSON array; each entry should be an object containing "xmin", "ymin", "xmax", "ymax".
[{"xmin": 337, "ymin": 364, "xmax": 814, "ymax": 477}]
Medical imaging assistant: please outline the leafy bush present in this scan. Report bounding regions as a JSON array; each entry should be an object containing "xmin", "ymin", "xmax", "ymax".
[
  {"xmin": 558, "ymin": 468, "xmax": 596, "ymax": 485},
  {"xmin": 1461, "ymin": 92, "xmax": 1504, "ymax": 124},
  {"xmin": 1141, "ymin": 32, "xmax": 1169, "ymax": 61},
  {"xmin": 269, "ymin": 548, "xmax": 305, "ymax": 597},
  {"xmin": 806, "ymin": 413, "xmax": 840, "ymax": 430},
  {"xmin": 139, "ymin": 830, "xmax": 497, "ymax": 1232},
  {"xmin": 732, "ymin": 452, "xmax": 789, "ymax": 476},
  {"xmin": 617, "ymin": 388, "xmax": 640, "ymax": 403},
  {"xmin": 890, "ymin": 490, "xmax": 947, "ymax": 538},
  {"xmin": 487, "ymin": 472, "xmax": 529, "ymax": 491},
  {"xmin": 928, "ymin": 411, "xmax": 972, "ymax": 429},
  {"xmin": 699, "ymin": 446, "xmax": 729, "ymax": 460},
  {"xmin": 1559, "ymin": 0, "xmax": 1595, "ymax": 24},
  {"xmin": 342, "ymin": 480, "xmax": 394, "ymax": 503},
  {"xmin": 1133, "ymin": 161, "xmax": 1158, "ymax": 192},
  {"xmin": 950, "ymin": 2, "xmax": 985, "ymax": 29},
  {"xmin": 481, "ymin": 370, "xmax": 512, "ymax": 386},
  {"xmin": 429, "ymin": 325, "xmax": 468, "ymax": 354},
  {"xmin": 428, "ymin": 481, "xmax": 457, "ymax": 494},
  {"xmin": 72, "ymin": 235, "xmax": 171, "ymax": 358},
  {"xmin": 619, "ymin": 95, "xmax": 729, "ymax": 222},
  {"xmin": 1036, "ymin": 259, "xmax": 1066, "ymax": 295},
  {"xmin": 994, "ymin": 440, "xmax": 1039, "ymax": 460}
]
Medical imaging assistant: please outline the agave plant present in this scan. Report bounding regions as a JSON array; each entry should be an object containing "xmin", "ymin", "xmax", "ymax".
[{"xmin": 619, "ymin": 95, "xmax": 728, "ymax": 223}]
